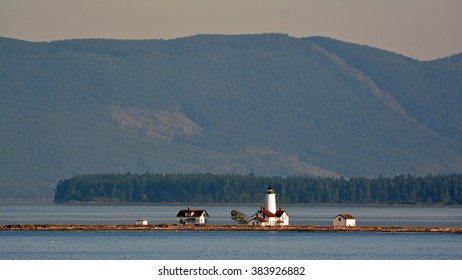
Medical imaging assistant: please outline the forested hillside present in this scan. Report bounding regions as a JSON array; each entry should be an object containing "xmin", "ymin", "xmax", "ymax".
[
  {"xmin": 54, "ymin": 173, "xmax": 462, "ymax": 205},
  {"xmin": 1, "ymin": 34, "xmax": 462, "ymax": 199}
]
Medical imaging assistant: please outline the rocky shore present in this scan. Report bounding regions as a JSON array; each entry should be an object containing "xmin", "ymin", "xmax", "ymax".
[{"xmin": 1, "ymin": 224, "xmax": 461, "ymax": 233}]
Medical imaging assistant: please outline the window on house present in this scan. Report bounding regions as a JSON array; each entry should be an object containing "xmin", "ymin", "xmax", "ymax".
[{"xmin": 338, "ymin": 218, "xmax": 341, "ymax": 221}]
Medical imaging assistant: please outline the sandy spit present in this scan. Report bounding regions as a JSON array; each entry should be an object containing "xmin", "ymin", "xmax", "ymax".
[{"xmin": 1, "ymin": 224, "xmax": 461, "ymax": 233}]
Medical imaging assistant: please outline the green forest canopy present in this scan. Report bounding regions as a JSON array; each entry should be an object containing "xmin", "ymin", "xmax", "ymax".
[
  {"xmin": 2, "ymin": 34, "xmax": 462, "ymax": 199},
  {"xmin": 54, "ymin": 173, "xmax": 462, "ymax": 205}
]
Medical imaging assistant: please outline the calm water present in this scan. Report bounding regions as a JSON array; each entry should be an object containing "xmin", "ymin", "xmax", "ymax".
[
  {"xmin": 1, "ymin": 230, "xmax": 461, "ymax": 260},
  {"xmin": 2, "ymin": 201, "xmax": 462, "ymax": 227},
  {"xmin": 1, "ymin": 202, "xmax": 461, "ymax": 260}
]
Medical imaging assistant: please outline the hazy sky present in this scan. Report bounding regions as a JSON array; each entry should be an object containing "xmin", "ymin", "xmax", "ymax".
[{"xmin": 1, "ymin": 0, "xmax": 461, "ymax": 60}]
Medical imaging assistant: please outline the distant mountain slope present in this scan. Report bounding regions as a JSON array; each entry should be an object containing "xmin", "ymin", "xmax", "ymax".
[
  {"xmin": 306, "ymin": 36, "xmax": 462, "ymax": 141},
  {"xmin": 439, "ymin": 53, "xmax": 462, "ymax": 64},
  {"xmin": 1, "ymin": 34, "xmax": 461, "ymax": 199}
]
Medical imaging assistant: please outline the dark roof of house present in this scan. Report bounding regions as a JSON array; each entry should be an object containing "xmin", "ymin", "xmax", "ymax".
[
  {"xmin": 176, "ymin": 208, "xmax": 209, "ymax": 218},
  {"xmin": 334, "ymin": 213, "xmax": 355, "ymax": 220},
  {"xmin": 257, "ymin": 206, "xmax": 288, "ymax": 218},
  {"xmin": 275, "ymin": 209, "xmax": 287, "ymax": 217},
  {"xmin": 260, "ymin": 208, "xmax": 277, "ymax": 217},
  {"xmin": 257, "ymin": 217, "xmax": 267, "ymax": 223}
]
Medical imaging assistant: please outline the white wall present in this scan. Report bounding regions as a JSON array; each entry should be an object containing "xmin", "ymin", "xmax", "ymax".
[
  {"xmin": 333, "ymin": 216, "xmax": 356, "ymax": 227},
  {"xmin": 345, "ymin": 219, "xmax": 356, "ymax": 226}
]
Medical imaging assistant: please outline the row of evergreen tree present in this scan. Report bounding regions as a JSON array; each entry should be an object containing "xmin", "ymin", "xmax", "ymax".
[{"xmin": 53, "ymin": 173, "xmax": 462, "ymax": 204}]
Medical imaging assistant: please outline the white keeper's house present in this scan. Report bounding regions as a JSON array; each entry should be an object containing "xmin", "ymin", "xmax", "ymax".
[
  {"xmin": 333, "ymin": 213, "xmax": 356, "ymax": 227},
  {"xmin": 248, "ymin": 187, "xmax": 289, "ymax": 226},
  {"xmin": 176, "ymin": 207, "xmax": 209, "ymax": 225}
]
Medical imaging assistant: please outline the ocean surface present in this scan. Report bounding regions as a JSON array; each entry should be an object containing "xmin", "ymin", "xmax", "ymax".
[{"xmin": 1, "ymin": 202, "xmax": 461, "ymax": 260}]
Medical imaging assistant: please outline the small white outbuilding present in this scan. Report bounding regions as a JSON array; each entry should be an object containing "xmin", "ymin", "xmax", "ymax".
[
  {"xmin": 333, "ymin": 214, "xmax": 356, "ymax": 227},
  {"xmin": 135, "ymin": 220, "xmax": 148, "ymax": 225}
]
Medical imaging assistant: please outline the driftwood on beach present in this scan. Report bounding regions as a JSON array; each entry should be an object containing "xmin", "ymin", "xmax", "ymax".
[{"xmin": 1, "ymin": 224, "xmax": 461, "ymax": 233}]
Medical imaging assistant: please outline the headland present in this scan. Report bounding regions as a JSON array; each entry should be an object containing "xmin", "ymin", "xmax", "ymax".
[{"xmin": 1, "ymin": 224, "xmax": 461, "ymax": 233}]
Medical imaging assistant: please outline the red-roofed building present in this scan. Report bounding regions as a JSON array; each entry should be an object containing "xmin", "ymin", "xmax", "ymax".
[
  {"xmin": 176, "ymin": 207, "xmax": 209, "ymax": 225},
  {"xmin": 333, "ymin": 213, "xmax": 356, "ymax": 227},
  {"xmin": 248, "ymin": 187, "xmax": 290, "ymax": 226}
]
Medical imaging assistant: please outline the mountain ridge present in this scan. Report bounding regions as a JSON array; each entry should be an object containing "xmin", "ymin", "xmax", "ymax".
[{"xmin": 1, "ymin": 34, "xmax": 461, "ymax": 199}]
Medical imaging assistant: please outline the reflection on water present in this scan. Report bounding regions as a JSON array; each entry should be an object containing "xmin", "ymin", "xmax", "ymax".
[
  {"xmin": 1, "ymin": 202, "xmax": 461, "ymax": 260},
  {"xmin": 1, "ymin": 230, "xmax": 461, "ymax": 260},
  {"xmin": 1, "ymin": 201, "xmax": 462, "ymax": 227}
]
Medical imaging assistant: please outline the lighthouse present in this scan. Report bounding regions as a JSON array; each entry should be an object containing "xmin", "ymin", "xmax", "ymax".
[
  {"xmin": 265, "ymin": 187, "xmax": 277, "ymax": 214},
  {"xmin": 248, "ymin": 186, "xmax": 290, "ymax": 226}
]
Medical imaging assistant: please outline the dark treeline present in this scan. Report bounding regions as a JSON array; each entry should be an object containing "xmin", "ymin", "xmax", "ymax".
[{"xmin": 54, "ymin": 173, "xmax": 462, "ymax": 204}]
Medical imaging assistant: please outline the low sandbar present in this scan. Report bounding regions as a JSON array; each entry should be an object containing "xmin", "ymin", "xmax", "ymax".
[{"xmin": 1, "ymin": 224, "xmax": 461, "ymax": 233}]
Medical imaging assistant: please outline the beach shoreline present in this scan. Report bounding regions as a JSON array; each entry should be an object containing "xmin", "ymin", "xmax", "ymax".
[{"xmin": 1, "ymin": 224, "xmax": 461, "ymax": 233}]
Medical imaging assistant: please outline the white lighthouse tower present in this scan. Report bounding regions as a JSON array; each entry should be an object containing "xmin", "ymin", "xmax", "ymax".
[
  {"xmin": 265, "ymin": 187, "xmax": 277, "ymax": 214},
  {"xmin": 248, "ymin": 186, "xmax": 289, "ymax": 226}
]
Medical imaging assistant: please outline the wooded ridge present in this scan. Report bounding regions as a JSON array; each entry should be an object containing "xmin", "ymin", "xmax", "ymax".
[
  {"xmin": 54, "ymin": 173, "xmax": 462, "ymax": 205},
  {"xmin": 2, "ymin": 34, "xmax": 462, "ymax": 199}
]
